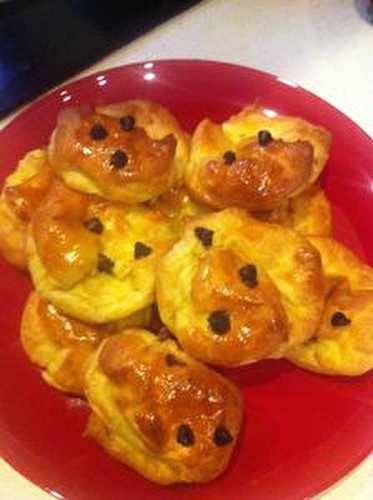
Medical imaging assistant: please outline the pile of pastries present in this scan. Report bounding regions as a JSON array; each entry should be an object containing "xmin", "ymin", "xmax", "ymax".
[{"xmin": 1, "ymin": 100, "xmax": 373, "ymax": 485}]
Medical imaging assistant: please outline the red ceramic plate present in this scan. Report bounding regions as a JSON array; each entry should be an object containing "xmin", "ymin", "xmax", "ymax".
[{"xmin": 0, "ymin": 60, "xmax": 373, "ymax": 500}]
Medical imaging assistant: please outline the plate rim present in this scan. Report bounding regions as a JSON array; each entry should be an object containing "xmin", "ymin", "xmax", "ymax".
[{"xmin": 1, "ymin": 58, "xmax": 372, "ymax": 146}]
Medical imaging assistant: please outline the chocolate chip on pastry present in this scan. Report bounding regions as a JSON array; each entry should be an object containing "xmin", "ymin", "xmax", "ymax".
[
  {"xmin": 27, "ymin": 180, "xmax": 176, "ymax": 323},
  {"xmin": 49, "ymin": 100, "xmax": 190, "ymax": 203},
  {"xmin": 156, "ymin": 208, "xmax": 325, "ymax": 366},
  {"xmin": 286, "ymin": 237, "xmax": 373, "ymax": 376},
  {"xmin": 84, "ymin": 328, "xmax": 243, "ymax": 484},
  {"xmin": 185, "ymin": 106, "xmax": 330, "ymax": 212}
]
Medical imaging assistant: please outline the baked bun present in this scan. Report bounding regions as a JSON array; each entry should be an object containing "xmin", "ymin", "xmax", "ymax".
[
  {"xmin": 21, "ymin": 292, "xmax": 150, "ymax": 395},
  {"xmin": 253, "ymin": 184, "xmax": 332, "ymax": 237},
  {"xmin": 27, "ymin": 180, "xmax": 176, "ymax": 323},
  {"xmin": 223, "ymin": 105, "xmax": 331, "ymax": 184},
  {"xmin": 286, "ymin": 238, "xmax": 373, "ymax": 375},
  {"xmin": 0, "ymin": 149, "xmax": 53, "ymax": 269},
  {"xmin": 186, "ymin": 118, "xmax": 314, "ymax": 210},
  {"xmin": 97, "ymin": 99, "xmax": 189, "ymax": 178},
  {"xmin": 156, "ymin": 209, "xmax": 325, "ymax": 366},
  {"xmin": 84, "ymin": 328, "xmax": 243, "ymax": 484},
  {"xmin": 49, "ymin": 100, "xmax": 189, "ymax": 203},
  {"xmin": 185, "ymin": 104, "xmax": 331, "ymax": 211}
]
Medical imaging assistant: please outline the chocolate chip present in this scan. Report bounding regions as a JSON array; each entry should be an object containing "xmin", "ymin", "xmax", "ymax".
[
  {"xmin": 239, "ymin": 264, "xmax": 258, "ymax": 288},
  {"xmin": 165, "ymin": 353, "xmax": 186, "ymax": 367},
  {"xmin": 331, "ymin": 311, "xmax": 351, "ymax": 327},
  {"xmin": 120, "ymin": 115, "xmax": 135, "ymax": 131},
  {"xmin": 194, "ymin": 227, "xmax": 214, "ymax": 248},
  {"xmin": 97, "ymin": 253, "xmax": 114, "ymax": 274},
  {"xmin": 177, "ymin": 424, "xmax": 195, "ymax": 447},
  {"xmin": 223, "ymin": 150, "xmax": 236, "ymax": 165},
  {"xmin": 208, "ymin": 310, "xmax": 231, "ymax": 335},
  {"xmin": 214, "ymin": 426, "xmax": 233, "ymax": 446},
  {"xmin": 258, "ymin": 130, "xmax": 273, "ymax": 146},
  {"xmin": 83, "ymin": 217, "xmax": 104, "ymax": 234},
  {"xmin": 110, "ymin": 150, "xmax": 128, "ymax": 169},
  {"xmin": 90, "ymin": 124, "xmax": 108, "ymax": 141},
  {"xmin": 134, "ymin": 241, "xmax": 153, "ymax": 259}
]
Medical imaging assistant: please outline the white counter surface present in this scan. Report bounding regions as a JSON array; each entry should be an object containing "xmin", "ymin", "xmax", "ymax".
[{"xmin": 0, "ymin": 1, "xmax": 372, "ymax": 498}]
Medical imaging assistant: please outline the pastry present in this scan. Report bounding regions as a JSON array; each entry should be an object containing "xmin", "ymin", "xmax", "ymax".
[
  {"xmin": 147, "ymin": 187, "xmax": 211, "ymax": 236},
  {"xmin": 0, "ymin": 149, "xmax": 53, "ymax": 269},
  {"xmin": 185, "ymin": 105, "xmax": 331, "ymax": 211},
  {"xmin": 49, "ymin": 100, "xmax": 190, "ymax": 203},
  {"xmin": 84, "ymin": 328, "xmax": 243, "ymax": 484},
  {"xmin": 253, "ymin": 184, "xmax": 332, "ymax": 237},
  {"xmin": 286, "ymin": 237, "xmax": 373, "ymax": 375},
  {"xmin": 27, "ymin": 180, "xmax": 176, "ymax": 323},
  {"xmin": 156, "ymin": 208, "xmax": 325, "ymax": 366},
  {"xmin": 223, "ymin": 105, "xmax": 331, "ymax": 184},
  {"xmin": 21, "ymin": 292, "xmax": 151, "ymax": 395}
]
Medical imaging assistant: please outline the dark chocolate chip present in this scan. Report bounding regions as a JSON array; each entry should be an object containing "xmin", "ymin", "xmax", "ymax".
[
  {"xmin": 258, "ymin": 130, "xmax": 273, "ymax": 146},
  {"xmin": 83, "ymin": 217, "xmax": 104, "ymax": 234},
  {"xmin": 194, "ymin": 227, "xmax": 214, "ymax": 248},
  {"xmin": 239, "ymin": 264, "xmax": 258, "ymax": 288},
  {"xmin": 208, "ymin": 310, "xmax": 231, "ymax": 335},
  {"xmin": 120, "ymin": 115, "xmax": 135, "ymax": 131},
  {"xmin": 331, "ymin": 311, "xmax": 351, "ymax": 327},
  {"xmin": 110, "ymin": 150, "xmax": 128, "ymax": 169},
  {"xmin": 134, "ymin": 241, "xmax": 153, "ymax": 259},
  {"xmin": 90, "ymin": 124, "xmax": 108, "ymax": 141},
  {"xmin": 97, "ymin": 253, "xmax": 114, "ymax": 274},
  {"xmin": 177, "ymin": 424, "xmax": 195, "ymax": 447},
  {"xmin": 214, "ymin": 426, "xmax": 233, "ymax": 447},
  {"xmin": 223, "ymin": 150, "xmax": 236, "ymax": 165},
  {"xmin": 165, "ymin": 353, "xmax": 186, "ymax": 367}
]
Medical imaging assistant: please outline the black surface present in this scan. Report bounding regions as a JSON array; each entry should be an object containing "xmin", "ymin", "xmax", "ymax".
[{"xmin": 0, "ymin": 0, "xmax": 202, "ymax": 118}]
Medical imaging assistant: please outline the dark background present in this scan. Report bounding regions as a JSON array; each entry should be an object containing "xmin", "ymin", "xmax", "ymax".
[{"xmin": 0, "ymin": 0, "xmax": 201, "ymax": 118}]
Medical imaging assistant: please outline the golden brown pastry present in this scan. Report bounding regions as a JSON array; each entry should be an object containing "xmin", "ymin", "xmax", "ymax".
[
  {"xmin": 185, "ymin": 105, "xmax": 331, "ymax": 211},
  {"xmin": 147, "ymin": 187, "xmax": 211, "ymax": 236},
  {"xmin": 223, "ymin": 105, "xmax": 331, "ymax": 184},
  {"xmin": 253, "ymin": 184, "xmax": 332, "ymax": 237},
  {"xmin": 286, "ymin": 238, "xmax": 373, "ymax": 375},
  {"xmin": 97, "ymin": 99, "xmax": 189, "ymax": 177},
  {"xmin": 27, "ymin": 180, "xmax": 176, "ymax": 323},
  {"xmin": 156, "ymin": 209, "xmax": 325, "ymax": 366},
  {"xmin": 84, "ymin": 328, "xmax": 243, "ymax": 484},
  {"xmin": 21, "ymin": 292, "xmax": 150, "ymax": 395},
  {"xmin": 49, "ymin": 100, "xmax": 190, "ymax": 203},
  {"xmin": 0, "ymin": 149, "xmax": 53, "ymax": 269}
]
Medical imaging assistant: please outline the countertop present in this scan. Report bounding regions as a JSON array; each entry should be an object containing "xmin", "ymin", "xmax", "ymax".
[{"xmin": 0, "ymin": 0, "xmax": 372, "ymax": 498}]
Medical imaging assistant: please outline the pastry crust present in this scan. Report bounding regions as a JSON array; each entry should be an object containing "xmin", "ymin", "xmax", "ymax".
[
  {"xmin": 49, "ymin": 100, "xmax": 190, "ymax": 203},
  {"xmin": 186, "ymin": 118, "xmax": 314, "ymax": 210},
  {"xmin": 0, "ymin": 149, "xmax": 53, "ymax": 269},
  {"xmin": 223, "ymin": 105, "xmax": 331, "ymax": 184},
  {"xmin": 286, "ymin": 238, "xmax": 373, "ymax": 375},
  {"xmin": 27, "ymin": 180, "xmax": 176, "ymax": 323},
  {"xmin": 253, "ymin": 184, "xmax": 332, "ymax": 237},
  {"xmin": 156, "ymin": 209, "xmax": 325, "ymax": 366},
  {"xmin": 185, "ymin": 105, "xmax": 331, "ymax": 211},
  {"xmin": 97, "ymin": 99, "xmax": 190, "ymax": 181},
  {"xmin": 21, "ymin": 292, "xmax": 151, "ymax": 395},
  {"xmin": 147, "ymin": 187, "xmax": 211, "ymax": 236},
  {"xmin": 84, "ymin": 328, "xmax": 243, "ymax": 484}
]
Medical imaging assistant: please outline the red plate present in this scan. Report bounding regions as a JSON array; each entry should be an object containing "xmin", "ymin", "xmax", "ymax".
[{"xmin": 0, "ymin": 60, "xmax": 372, "ymax": 500}]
